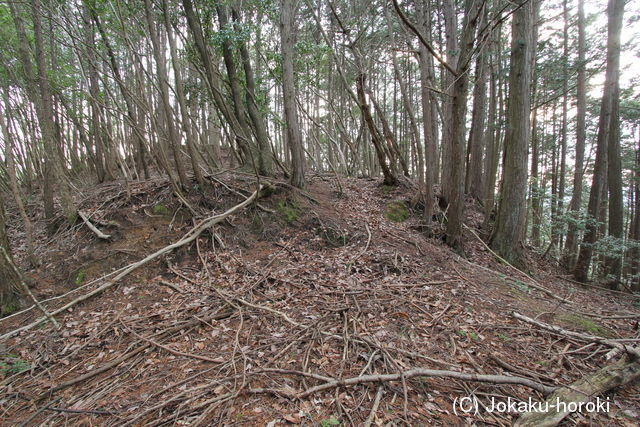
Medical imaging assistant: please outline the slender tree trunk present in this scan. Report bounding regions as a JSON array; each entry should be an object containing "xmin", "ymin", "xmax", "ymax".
[
  {"xmin": 0, "ymin": 101, "xmax": 37, "ymax": 267},
  {"xmin": 490, "ymin": 0, "xmax": 535, "ymax": 269},
  {"xmin": 386, "ymin": 5, "xmax": 421, "ymax": 185},
  {"xmin": 182, "ymin": 0, "xmax": 248, "ymax": 167},
  {"xmin": 440, "ymin": 0, "xmax": 458, "ymax": 208},
  {"xmin": 530, "ymin": 88, "xmax": 542, "ymax": 248},
  {"xmin": 631, "ymin": 133, "xmax": 640, "ymax": 292},
  {"xmin": 416, "ymin": 0, "xmax": 438, "ymax": 226},
  {"xmin": 465, "ymin": 5, "xmax": 488, "ymax": 201},
  {"xmin": 143, "ymin": 0, "xmax": 188, "ymax": 187},
  {"xmin": 162, "ymin": 0, "xmax": 205, "ymax": 186},
  {"xmin": 483, "ymin": 29, "xmax": 501, "ymax": 229},
  {"xmin": 90, "ymin": 7, "xmax": 150, "ymax": 180},
  {"xmin": 32, "ymin": 0, "xmax": 75, "ymax": 222},
  {"xmin": 564, "ymin": 0, "xmax": 587, "ymax": 268},
  {"xmin": 0, "ymin": 191, "xmax": 24, "ymax": 316},
  {"xmin": 232, "ymin": 8, "xmax": 275, "ymax": 178},
  {"xmin": 557, "ymin": 0, "xmax": 569, "ymax": 253},
  {"xmin": 281, "ymin": 0, "xmax": 306, "ymax": 188},
  {"xmin": 216, "ymin": 4, "xmax": 257, "ymax": 169},
  {"xmin": 574, "ymin": 0, "xmax": 624, "ymax": 283},
  {"xmin": 606, "ymin": 59, "xmax": 624, "ymax": 286},
  {"xmin": 9, "ymin": 0, "xmax": 75, "ymax": 223},
  {"xmin": 444, "ymin": 0, "xmax": 479, "ymax": 252}
]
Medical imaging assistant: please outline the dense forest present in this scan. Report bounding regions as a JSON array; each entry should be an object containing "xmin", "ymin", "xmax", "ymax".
[
  {"xmin": 1, "ymin": 0, "xmax": 640, "ymax": 308},
  {"xmin": 4, "ymin": 1, "xmax": 640, "ymax": 426}
]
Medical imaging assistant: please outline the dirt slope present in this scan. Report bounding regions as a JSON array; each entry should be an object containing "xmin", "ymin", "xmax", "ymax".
[{"xmin": 1, "ymin": 174, "xmax": 640, "ymax": 426}]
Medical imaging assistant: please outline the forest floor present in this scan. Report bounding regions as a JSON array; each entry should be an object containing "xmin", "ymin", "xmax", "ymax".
[{"xmin": 1, "ymin": 172, "xmax": 640, "ymax": 427}]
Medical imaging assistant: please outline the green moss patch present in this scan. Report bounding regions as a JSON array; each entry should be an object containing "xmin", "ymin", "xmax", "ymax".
[
  {"xmin": 558, "ymin": 314, "xmax": 612, "ymax": 337},
  {"xmin": 276, "ymin": 200, "xmax": 302, "ymax": 224},
  {"xmin": 384, "ymin": 201, "xmax": 408, "ymax": 222}
]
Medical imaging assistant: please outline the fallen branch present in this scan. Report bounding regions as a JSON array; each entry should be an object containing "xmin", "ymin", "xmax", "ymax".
[
  {"xmin": 464, "ymin": 225, "xmax": 573, "ymax": 304},
  {"xmin": 514, "ymin": 356, "xmax": 640, "ymax": 427},
  {"xmin": 296, "ymin": 367, "xmax": 555, "ymax": 398},
  {"xmin": 78, "ymin": 210, "xmax": 111, "ymax": 239},
  {"xmin": 363, "ymin": 385, "xmax": 384, "ymax": 427},
  {"xmin": 511, "ymin": 312, "xmax": 640, "ymax": 359},
  {"xmin": 556, "ymin": 275, "xmax": 638, "ymax": 297},
  {"xmin": 158, "ymin": 279, "xmax": 185, "ymax": 294},
  {"xmin": 17, "ymin": 397, "xmax": 62, "ymax": 427},
  {"xmin": 125, "ymin": 324, "xmax": 224, "ymax": 363},
  {"xmin": 1, "ymin": 244, "xmax": 60, "ymax": 330},
  {"xmin": 0, "ymin": 187, "xmax": 261, "ymax": 341},
  {"xmin": 45, "ymin": 309, "xmax": 234, "ymax": 396},
  {"xmin": 346, "ymin": 221, "xmax": 372, "ymax": 266}
]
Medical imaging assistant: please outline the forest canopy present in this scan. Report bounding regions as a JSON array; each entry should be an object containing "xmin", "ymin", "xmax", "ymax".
[{"xmin": 1, "ymin": 0, "xmax": 640, "ymax": 293}]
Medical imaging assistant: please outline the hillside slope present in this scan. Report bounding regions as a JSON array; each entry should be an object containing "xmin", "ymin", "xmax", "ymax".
[{"xmin": 1, "ymin": 174, "xmax": 640, "ymax": 426}]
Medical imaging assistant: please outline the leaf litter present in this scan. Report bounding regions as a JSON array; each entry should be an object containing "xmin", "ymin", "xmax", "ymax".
[{"xmin": 1, "ymin": 174, "xmax": 640, "ymax": 426}]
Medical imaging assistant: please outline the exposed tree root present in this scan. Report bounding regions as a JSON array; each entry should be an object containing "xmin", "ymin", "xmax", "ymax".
[{"xmin": 78, "ymin": 210, "xmax": 111, "ymax": 239}]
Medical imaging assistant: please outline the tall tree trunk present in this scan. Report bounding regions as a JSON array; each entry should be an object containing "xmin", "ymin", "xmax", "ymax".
[
  {"xmin": 440, "ymin": 0, "xmax": 458, "ymax": 208},
  {"xmin": 631, "ymin": 133, "xmax": 640, "ymax": 292},
  {"xmin": 232, "ymin": 8, "xmax": 275, "ymax": 178},
  {"xmin": 0, "ymin": 100, "xmax": 37, "ymax": 267},
  {"xmin": 0, "ymin": 191, "xmax": 24, "ymax": 316},
  {"xmin": 490, "ymin": 0, "xmax": 535, "ymax": 269},
  {"xmin": 416, "ymin": 0, "xmax": 438, "ymax": 226},
  {"xmin": 90, "ymin": 6, "xmax": 150, "ymax": 180},
  {"xmin": 556, "ymin": 0, "xmax": 569, "ymax": 252},
  {"xmin": 281, "ymin": 0, "xmax": 306, "ymax": 188},
  {"xmin": 465, "ymin": 4, "xmax": 488, "ymax": 201},
  {"xmin": 564, "ymin": 0, "xmax": 587, "ymax": 268},
  {"xmin": 606, "ymin": 60, "xmax": 624, "ymax": 286},
  {"xmin": 82, "ymin": 3, "xmax": 111, "ymax": 182},
  {"xmin": 162, "ymin": 0, "xmax": 205, "ymax": 186},
  {"xmin": 182, "ymin": 0, "xmax": 248, "ymax": 168},
  {"xmin": 530, "ymin": 88, "xmax": 542, "ymax": 248},
  {"xmin": 216, "ymin": 3, "xmax": 257, "ymax": 169},
  {"xmin": 386, "ymin": 5, "xmax": 420, "ymax": 185},
  {"xmin": 574, "ymin": 0, "xmax": 624, "ymax": 283},
  {"xmin": 444, "ymin": 0, "xmax": 479, "ymax": 252},
  {"xmin": 9, "ymin": 0, "xmax": 75, "ymax": 223},
  {"xmin": 483, "ymin": 27, "xmax": 501, "ymax": 229},
  {"xmin": 143, "ymin": 0, "xmax": 189, "ymax": 188}
]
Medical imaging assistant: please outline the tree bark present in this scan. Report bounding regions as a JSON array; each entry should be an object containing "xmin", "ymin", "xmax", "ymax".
[
  {"xmin": 143, "ymin": 0, "xmax": 189, "ymax": 188},
  {"xmin": 162, "ymin": 0, "xmax": 205, "ymax": 186},
  {"xmin": 281, "ymin": 0, "xmax": 306, "ymax": 188},
  {"xmin": 490, "ymin": 0, "xmax": 535, "ymax": 269},
  {"xmin": 416, "ymin": 0, "xmax": 438, "ymax": 225},
  {"xmin": 0, "ymin": 100, "xmax": 37, "ymax": 267},
  {"xmin": 483, "ymin": 28, "xmax": 502, "ymax": 229},
  {"xmin": 465, "ymin": 5, "xmax": 488, "ymax": 201},
  {"xmin": 564, "ymin": 0, "xmax": 587, "ymax": 268},
  {"xmin": 182, "ymin": 0, "xmax": 249, "ymax": 167},
  {"xmin": 216, "ymin": 3, "xmax": 257, "ymax": 168},
  {"xmin": 515, "ymin": 356, "xmax": 640, "ymax": 427},
  {"xmin": 232, "ymin": 8, "xmax": 275, "ymax": 178},
  {"xmin": 0, "ymin": 192, "xmax": 24, "ymax": 316},
  {"xmin": 444, "ymin": 0, "xmax": 479, "ymax": 251},
  {"xmin": 9, "ymin": 0, "xmax": 75, "ymax": 223},
  {"xmin": 574, "ymin": 0, "xmax": 624, "ymax": 283},
  {"xmin": 90, "ymin": 5, "xmax": 150, "ymax": 180},
  {"xmin": 440, "ymin": 0, "xmax": 458, "ymax": 208},
  {"xmin": 606, "ymin": 67, "xmax": 623, "ymax": 286}
]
